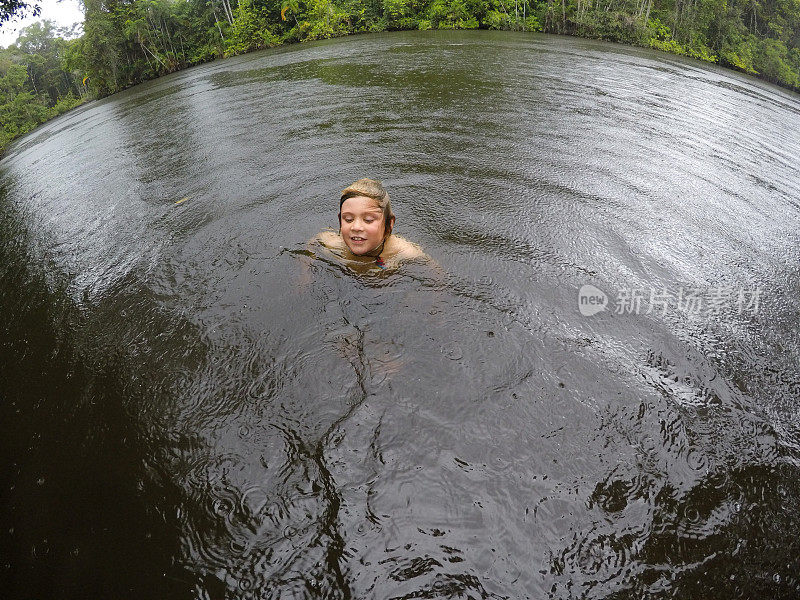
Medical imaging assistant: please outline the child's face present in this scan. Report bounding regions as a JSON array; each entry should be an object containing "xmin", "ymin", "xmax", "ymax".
[{"xmin": 340, "ymin": 196, "xmax": 386, "ymax": 255}]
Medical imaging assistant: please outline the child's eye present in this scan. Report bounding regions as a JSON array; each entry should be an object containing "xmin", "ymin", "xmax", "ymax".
[{"xmin": 365, "ymin": 219, "xmax": 374, "ymax": 223}]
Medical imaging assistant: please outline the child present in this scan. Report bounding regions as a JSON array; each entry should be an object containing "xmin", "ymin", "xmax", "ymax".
[{"xmin": 315, "ymin": 178, "xmax": 428, "ymax": 270}]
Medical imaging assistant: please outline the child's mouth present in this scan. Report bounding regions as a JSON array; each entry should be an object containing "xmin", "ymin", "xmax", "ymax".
[{"xmin": 350, "ymin": 237, "xmax": 366, "ymax": 244}]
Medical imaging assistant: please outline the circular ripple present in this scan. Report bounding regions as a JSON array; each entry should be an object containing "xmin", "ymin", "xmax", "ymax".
[
  {"xmin": 442, "ymin": 342, "xmax": 463, "ymax": 360},
  {"xmin": 686, "ymin": 448, "xmax": 714, "ymax": 473},
  {"xmin": 210, "ymin": 485, "xmax": 241, "ymax": 524},
  {"xmin": 238, "ymin": 574, "xmax": 255, "ymax": 591}
]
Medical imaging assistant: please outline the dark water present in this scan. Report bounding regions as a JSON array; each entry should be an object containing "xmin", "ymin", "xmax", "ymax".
[{"xmin": 2, "ymin": 30, "xmax": 800, "ymax": 599}]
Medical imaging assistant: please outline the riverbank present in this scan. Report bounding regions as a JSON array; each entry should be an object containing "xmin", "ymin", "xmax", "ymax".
[
  {"xmin": 2, "ymin": 16, "xmax": 798, "ymax": 159},
  {"xmin": 0, "ymin": 95, "xmax": 88, "ymax": 158},
  {"xmin": 71, "ymin": 0, "xmax": 800, "ymax": 98}
]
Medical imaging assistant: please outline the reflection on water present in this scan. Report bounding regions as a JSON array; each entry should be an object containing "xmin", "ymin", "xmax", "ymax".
[{"xmin": 2, "ymin": 30, "xmax": 800, "ymax": 599}]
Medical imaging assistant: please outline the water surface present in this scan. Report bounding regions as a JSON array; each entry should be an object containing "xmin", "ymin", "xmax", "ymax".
[{"xmin": 2, "ymin": 30, "xmax": 800, "ymax": 599}]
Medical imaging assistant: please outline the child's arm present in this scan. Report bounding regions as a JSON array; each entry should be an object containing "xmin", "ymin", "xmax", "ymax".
[
  {"xmin": 297, "ymin": 235, "xmax": 317, "ymax": 288},
  {"xmin": 298, "ymin": 230, "xmax": 344, "ymax": 286}
]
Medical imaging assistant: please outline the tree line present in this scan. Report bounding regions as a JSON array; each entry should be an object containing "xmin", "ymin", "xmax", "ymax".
[
  {"xmin": 1, "ymin": 21, "xmax": 85, "ymax": 155},
  {"xmin": 1, "ymin": 0, "xmax": 799, "ymax": 154}
]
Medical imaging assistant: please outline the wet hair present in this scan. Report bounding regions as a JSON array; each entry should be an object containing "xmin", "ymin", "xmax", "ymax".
[{"xmin": 339, "ymin": 178, "xmax": 395, "ymax": 238}]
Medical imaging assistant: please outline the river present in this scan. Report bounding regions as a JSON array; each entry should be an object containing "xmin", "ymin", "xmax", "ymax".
[{"xmin": 1, "ymin": 30, "xmax": 799, "ymax": 599}]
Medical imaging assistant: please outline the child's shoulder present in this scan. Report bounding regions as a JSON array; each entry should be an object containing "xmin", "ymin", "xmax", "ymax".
[
  {"xmin": 388, "ymin": 235, "xmax": 428, "ymax": 261},
  {"xmin": 316, "ymin": 229, "xmax": 344, "ymax": 248}
]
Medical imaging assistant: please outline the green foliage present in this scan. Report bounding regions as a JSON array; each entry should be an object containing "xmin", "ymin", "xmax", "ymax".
[
  {"xmin": 524, "ymin": 14, "xmax": 541, "ymax": 30},
  {"xmin": 0, "ymin": 129, "xmax": 10, "ymax": 154},
  {"xmin": 482, "ymin": 0, "xmax": 541, "ymax": 31},
  {"xmin": 47, "ymin": 91, "xmax": 82, "ymax": 117},
  {"xmin": 718, "ymin": 32, "xmax": 759, "ymax": 71},
  {"xmin": 428, "ymin": 0, "xmax": 481, "ymax": 28},
  {"xmin": 570, "ymin": 10, "xmax": 644, "ymax": 44},
  {"xmin": 0, "ymin": 87, "xmax": 83, "ymax": 155},
  {"xmin": 224, "ymin": 0, "xmax": 280, "ymax": 56},
  {"xmin": 0, "ymin": 64, "xmax": 28, "ymax": 97},
  {"xmin": 12, "ymin": 21, "xmax": 81, "ymax": 103},
  {"xmin": 301, "ymin": 0, "xmax": 352, "ymax": 40},
  {"xmin": 190, "ymin": 42, "xmax": 223, "ymax": 63},
  {"xmin": 648, "ymin": 16, "xmax": 671, "ymax": 41},
  {"xmin": 384, "ymin": 0, "xmax": 422, "ymax": 29},
  {"xmin": 647, "ymin": 17, "xmax": 718, "ymax": 61},
  {"xmin": 1, "ymin": 0, "xmax": 40, "ymax": 25},
  {"xmin": 1, "ymin": 92, "xmax": 48, "ymax": 137},
  {"xmin": 753, "ymin": 34, "xmax": 800, "ymax": 84},
  {"xmin": 483, "ymin": 8, "xmax": 508, "ymax": 28},
  {"xmin": 0, "ymin": 22, "xmax": 87, "ymax": 156},
  {"xmin": 649, "ymin": 35, "xmax": 718, "ymax": 60}
]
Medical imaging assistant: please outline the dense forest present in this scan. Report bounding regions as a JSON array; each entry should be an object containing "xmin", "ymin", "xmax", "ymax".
[{"xmin": 1, "ymin": 0, "xmax": 799, "ymax": 154}]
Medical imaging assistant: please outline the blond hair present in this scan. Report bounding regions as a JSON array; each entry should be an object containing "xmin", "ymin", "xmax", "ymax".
[{"xmin": 339, "ymin": 178, "xmax": 395, "ymax": 238}]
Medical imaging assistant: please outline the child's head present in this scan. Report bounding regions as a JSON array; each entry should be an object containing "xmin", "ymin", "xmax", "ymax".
[{"xmin": 338, "ymin": 178, "xmax": 395, "ymax": 255}]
